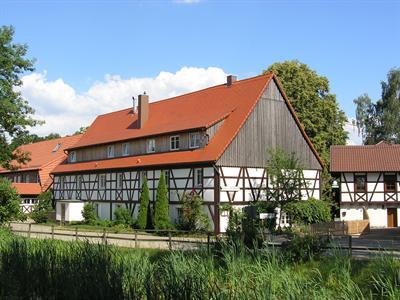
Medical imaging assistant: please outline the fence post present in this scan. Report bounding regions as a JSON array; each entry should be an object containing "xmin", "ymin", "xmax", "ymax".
[
  {"xmin": 168, "ymin": 230, "xmax": 172, "ymax": 250},
  {"xmin": 51, "ymin": 225, "xmax": 54, "ymax": 239},
  {"xmin": 28, "ymin": 223, "xmax": 31, "ymax": 238},
  {"xmin": 134, "ymin": 230, "xmax": 138, "ymax": 248},
  {"xmin": 207, "ymin": 232, "xmax": 210, "ymax": 254},
  {"xmin": 75, "ymin": 227, "xmax": 78, "ymax": 241},
  {"xmin": 348, "ymin": 235, "xmax": 352, "ymax": 257}
]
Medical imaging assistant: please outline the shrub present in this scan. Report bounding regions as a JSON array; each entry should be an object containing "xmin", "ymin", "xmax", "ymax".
[
  {"xmin": 31, "ymin": 191, "xmax": 53, "ymax": 223},
  {"xmin": 154, "ymin": 172, "xmax": 171, "ymax": 230},
  {"xmin": 178, "ymin": 193, "xmax": 210, "ymax": 232},
  {"xmin": 0, "ymin": 177, "xmax": 26, "ymax": 224},
  {"xmin": 136, "ymin": 177, "xmax": 151, "ymax": 229},
  {"xmin": 113, "ymin": 206, "xmax": 133, "ymax": 227},
  {"xmin": 284, "ymin": 197, "xmax": 331, "ymax": 225},
  {"xmin": 81, "ymin": 203, "xmax": 98, "ymax": 225},
  {"xmin": 282, "ymin": 233, "xmax": 328, "ymax": 262},
  {"xmin": 221, "ymin": 204, "xmax": 245, "ymax": 243}
]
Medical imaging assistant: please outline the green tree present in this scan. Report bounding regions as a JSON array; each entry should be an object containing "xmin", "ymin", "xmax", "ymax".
[
  {"xmin": 82, "ymin": 203, "xmax": 97, "ymax": 225},
  {"xmin": 136, "ymin": 177, "xmax": 151, "ymax": 229},
  {"xmin": 264, "ymin": 61, "xmax": 347, "ymax": 198},
  {"xmin": 154, "ymin": 172, "xmax": 171, "ymax": 230},
  {"xmin": 284, "ymin": 197, "xmax": 331, "ymax": 225},
  {"xmin": 354, "ymin": 68, "xmax": 400, "ymax": 144},
  {"xmin": 0, "ymin": 177, "xmax": 26, "ymax": 224},
  {"xmin": 30, "ymin": 191, "xmax": 53, "ymax": 223},
  {"xmin": 113, "ymin": 206, "xmax": 133, "ymax": 227},
  {"xmin": 10, "ymin": 133, "xmax": 61, "ymax": 148},
  {"xmin": 178, "ymin": 193, "xmax": 210, "ymax": 232},
  {"xmin": 265, "ymin": 148, "xmax": 306, "ymax": 229},
  {"xmin": 73, "ymin": 126, "xmax": 88, "ymax": 136},
  {"xmin": 0, "ymin": 26, "xmax": 41, "ymax": 168}
]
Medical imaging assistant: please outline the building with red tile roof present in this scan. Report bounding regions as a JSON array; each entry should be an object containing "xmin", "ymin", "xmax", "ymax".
[
  {"xmin": 52, "ymin": 74, "xmax": 322, "ymax": 232},
  {"xmin": 331, "ymin": 142, "xmax": 400, "ymax": 228},
  {"xmin": 0, "ymin": 135, "xmax": 82, "ymax": 213}
]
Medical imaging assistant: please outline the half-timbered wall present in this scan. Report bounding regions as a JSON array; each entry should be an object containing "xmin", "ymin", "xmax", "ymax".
[
  {"xmin": 217, "ymin": 79, "xmax": 321, "ymax": 170},
  {"xmin": 72, "ymin": 130, "xmax": 208, "ymax": 163},
  {"xmin": 339, "ymin": 172, "xmax": 400, "ymax": 228}
]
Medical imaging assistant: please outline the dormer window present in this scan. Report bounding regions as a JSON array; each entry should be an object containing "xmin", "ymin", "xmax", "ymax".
[
  {"xmin": 107, "ymin": 145, "xmax": 115, "ymax": 158},
  {"xmin": 190, "ymin": 133, "xmax": 201, "ymax": 149},
  {"xmin": 122, "ymin": 143, "xmax": 129, "ymax": 156},
  {"xmin": 52, "ymin": 143, "xmax": 61, "ymax": 153},
  {"xmin": 147, "ymin": 139, "xmax": 155, "ymax": 153},
  {"xmin": 170, "ymin": 136, "xmax": 180, "ymax": 151},
  {"xmin": 70, "ymin": 151, "xmax": 76, "ymax": 163}
]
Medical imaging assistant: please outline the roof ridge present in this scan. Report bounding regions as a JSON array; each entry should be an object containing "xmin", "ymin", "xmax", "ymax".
[{"xmin": 18, "ymin": 134, "xmax": 82, "ymax": 147}]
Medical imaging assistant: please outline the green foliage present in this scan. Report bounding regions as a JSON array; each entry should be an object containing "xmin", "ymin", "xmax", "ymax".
[
  {"xmin": 0, "ymin": 25, "xmax": 41, "ymax": 168},
  {"xmin": 30, "ymin": 191, "xmax": 53, "ymax": 223},
  {"xmin": 354, "ymin": 68, "xmax": 400, "ymax": 144},
  {"xmin": 0, "ymin": 229, "xmax": 398, "ymax": 299},
  {"xmin": 73, "ymin": 126, "xmax": 89, "ymax": 136},
  {"xmin": 154, "ymin": 172, "xmax": 171, "ymax": 230},
  {"xmin": 10, "ymin": 133, "xmax": 61, "ymax": 148},
  {"xmin": 136, "ymin": 177, "xmax": 151, "ymax": 229},
  {"xmin": 284, "ymin": 197, "xmax": 331, "ymax": 225},
  {"xmin": 282, "ymin": 234, "xmax": 328, "ymax": 263},
  {"xmin": 221, "ymin": 204, "xmax": 245, "ymax": 243},
  {"xmin": 0, "ymin": 177, "xmax": 25, "ymax": 224},
  {"xmin": 113, "ymin": 206, "xmax": 133, "ymax": 227},
  {"xmin": 178, "ymin": 193, "xmax": 210, "ymax": 232},
  {"xmin": 81, "ymin": 203, "xmax": 98, "ymax": 225}
]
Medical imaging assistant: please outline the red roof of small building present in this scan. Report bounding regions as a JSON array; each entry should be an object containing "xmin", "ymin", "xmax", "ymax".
[
  {"xmin": 330, "ymin": 142, "xmax": 400, "ymax": 172},
  {"xmin": 53, "ymin": 74, "xmax": 322, "ymax": 174},
  {"xmin": 0, "ymin": 135, "xmax": 82, "ymax": 191},
  {"xmin": 11, "ymin": 183, "xmax": 42, "ymax": 195}
]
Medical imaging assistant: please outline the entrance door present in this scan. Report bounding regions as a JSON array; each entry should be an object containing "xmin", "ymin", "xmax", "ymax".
[
  {"xmin": 61, "ymin": 203, "xmax": 66, "ymax": 224},
  {"xmin": 387, "ymin": 208, "xmax": 398, "ymax": 227}
]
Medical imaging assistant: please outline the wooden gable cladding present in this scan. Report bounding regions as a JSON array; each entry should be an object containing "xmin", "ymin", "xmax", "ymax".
[
  {"xmin": 340, "ymin": 172, "xmax": 400, "ymax": 204},
  {"xmin": 73, "ymin": 130, "xmax": 207, "ymax": 163},
  {"xmin": 217, "ymin": 79, "xmax": 321, "ymax": 170}
]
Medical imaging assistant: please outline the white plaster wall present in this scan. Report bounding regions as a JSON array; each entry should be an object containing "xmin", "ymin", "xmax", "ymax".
[
  {"xmin": 340, "ymin": 207, "xmax": 364, "ymax": 221},
  {"xmin": 367, "ymin": 207, "xmax": 387, "ymax": 228},
  {"xmin": 68, "ymin": 202, "xmax": 84, "ymax": 222}
]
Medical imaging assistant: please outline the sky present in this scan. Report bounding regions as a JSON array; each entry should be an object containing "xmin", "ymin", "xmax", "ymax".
[{"xmin": 1, "ymin": 0, "xmax": 399, "ymax": 144}]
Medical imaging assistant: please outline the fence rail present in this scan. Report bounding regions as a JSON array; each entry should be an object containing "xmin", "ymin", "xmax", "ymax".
[{"xmin": 8, "ymin": 223, "xmax": 214, "ymax": 251}]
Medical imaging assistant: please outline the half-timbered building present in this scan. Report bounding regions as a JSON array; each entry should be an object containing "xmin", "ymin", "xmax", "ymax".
[
  {"xmin": 331, "ymin": 142, "xmax": 400, "ymax": 228},
  {"xmin": 52, "ymin": 73, "xmax": 323, "ymax": 232},
  {"xmin": 0, "ymin": 135, "xmax": 82, "ymax": 213}
]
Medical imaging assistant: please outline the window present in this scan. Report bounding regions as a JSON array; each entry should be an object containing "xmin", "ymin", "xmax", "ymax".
[
  {"xmin": 122, "ymin": 143, "xmax": 129, "ymax": 156},
  {"xmin": 99, "ymin": 174, "xmax": 106, "ymax": 189},
  {"xmin": 194, "ymin": 169, "xmax": 203, "ymax": 187},
  {"xmin": 77, "ymin": 175, "xmax": 83, "ymax": 190},
  {"xmin": 107, "ymin": 145, "xmax": 115, "ymax": 158},
  {"xmin": 52, "ymin": 143, "xmax": 61, "ymax": 153},
  {"xmin": 25, "ymin": 174, "xmax": 31, "ymax": 183},
  {"xmin": 190, "ymin": 133, "xmax": 201, "ymax": 149},
  {"xmin": 94, "ymin": 204, "xmax": 99, "ymax": 218},
  {"xmin": 170, "ymin": 135, "xmax": 180, "ymax": 151},
  {"xmin": 70, "ymin": 151, "xmax": 76, "ymax": 163},
  {"xmin": 177, "ymin": 208, "xmax": 183, "ymax": 222},
  {"xmin": 60, "ymin": 177, "xmax": 65, "ymax": 189},
  {"xmin": 384, "ymin": 174, "xmax": 396, "ymax": 192},
  {"xmin": 354, "ymin": 175, "xmax": 367, "ymax": 192},
  {"xmin": 117, "ymin": 173, "xmax": 123, "ymax": 189},
  {"xmin": 147, "ymin": 139, "xmax": 155, "ymax": 153},
  {"xmin": 164, "ymin": 170, "xmax": 170, "ymax": 187}
]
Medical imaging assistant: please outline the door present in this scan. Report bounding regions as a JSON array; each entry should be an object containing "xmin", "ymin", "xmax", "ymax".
[
  {"xmin": 61, "ymin": 203, "xmax": 66, "ymax": 224},
  {"xmin": 387, "ymin": 208, "xmax": 398, "ymax": 227}
]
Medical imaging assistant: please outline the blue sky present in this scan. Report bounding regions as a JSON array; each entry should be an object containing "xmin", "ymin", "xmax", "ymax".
[{"xmin": 1, "ymin": 0, "xmax": 399, "ymax": 141}]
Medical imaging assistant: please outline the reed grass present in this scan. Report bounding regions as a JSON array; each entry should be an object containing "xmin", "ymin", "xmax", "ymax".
[{"xmin": 0, "ymin": 229, "xmax": 398, "ymax": 299}]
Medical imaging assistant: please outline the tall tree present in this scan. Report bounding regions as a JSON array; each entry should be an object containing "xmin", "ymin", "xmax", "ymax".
[
  {"xmin": 136, "ymin": 176, "xmax": 151, "ymax": 229},
  {"xmin": 354, "ymin": 68, "xmax": 400, "ymax": 144},
  {"xmin": 154, "ymin": 172, "xmax": 171, "ymax": 230},
  {"xmin": 264, "ymin": 60, "xmax": 347, "ymax": 198},
  {"xmin": 0, "ymin": 178, "xmax": 26, "ymax": 224},
  {"xmin": 0, "ymin": 25, "xmax": 40, "ymax": 168}
]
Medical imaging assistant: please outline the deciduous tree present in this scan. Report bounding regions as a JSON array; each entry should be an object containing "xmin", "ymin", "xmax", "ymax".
[{"xmin": 0, "ymin": 177, "xmax": 26, "ymax": 224}]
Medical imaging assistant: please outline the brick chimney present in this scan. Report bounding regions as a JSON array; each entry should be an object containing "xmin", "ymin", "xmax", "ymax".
[
  {"xmin": 227, "ymin": 75, "xmax": 237, "ymax": 87},
  {"xmin": 138, "ymin": 93, "xmax": 149, "ymax": 128}
]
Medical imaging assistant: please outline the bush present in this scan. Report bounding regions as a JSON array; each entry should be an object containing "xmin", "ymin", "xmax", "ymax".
[
  {"xmin": 178, "ymin": 193, "xmax": 210, "ymax": 232},
  {"xmin": 154, "ymin": 172, "xmax": 171, "ymax": 230},
  {"xmin": 31, "ymin": 191, "xmax": 53, "ymax": 223},
  {"xmin": 221, "ymin": 204, "xmax": 245, "ymax": 243},
  {"xmin": 284, "ymin": 197, "xmax": 331, "ymax": 225},
  {"xmin": 113, "ymin": 206, "xmax": 133, "ymax": 227},
  {"xmin": 136, "ymin": 177, "xmax": 151, "ymax": 229},
  {"xmin": 0, "ymin": 177, "xmax": 26, "ymax": 224},
  {"xmin": 282, "ymin": 233, "xmax": 328, "ymax": 262},
  {"xmin": 81, "ymin": 203, "xmax": 98, "ymax": 225}
]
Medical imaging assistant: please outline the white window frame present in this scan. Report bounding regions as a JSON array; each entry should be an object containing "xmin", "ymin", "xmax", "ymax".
[
  {"xmin": 117, "ymin": 173, "xmax": 123, "ymax": 189},
  {"xmin": 122, "ymin": 143, "xmax": 129, "ymax": 156},
  {"xmin": 170, "ymin": 135, "xmax": 180, "ymax": 151},
  {"xmin": 189, "ymin": 132, "xmax": 201, "ymax": 149},
  {"xmin": 194, "ymin": 168, "xmax": 203, "ymax": 187},
  {"xmin": 60, "ymin": 176, "xmax": 65, "ymax": 189},
  {"xmin": 70, "ymin": 151, "xmax": 76, "ymax": 163},
  {"xmin": 77, "ymin": 175, "xmax": 83, "ymax": 190},
  {"xmin": 99, "ymin": 174, "xmax": 106, "ymax": 190},
  {"xmin": 107, "ymin": 145, "xmax": 115, "ymax": 158},
  {"xmin": 147, "ymin": 139, "xmax": 155, "ymax": 153}
]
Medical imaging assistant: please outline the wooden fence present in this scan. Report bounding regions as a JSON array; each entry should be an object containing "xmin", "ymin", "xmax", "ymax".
[{"xmin": 309, "ymin": 220, "xmax": 370, "ymax": 236}]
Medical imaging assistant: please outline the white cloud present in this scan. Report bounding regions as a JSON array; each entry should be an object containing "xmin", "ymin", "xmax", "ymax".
[
  {"xmin": 20, "ymin": 67, "xmax": 227, "ymax": 136},
  {"xmin": 345, "ymin": 118, "xmax": 362, "ymax": 145}
]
